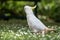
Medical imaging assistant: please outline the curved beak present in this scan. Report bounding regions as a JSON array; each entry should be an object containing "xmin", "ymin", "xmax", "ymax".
[{"xmin": 31, "ymin": 5, "xmax": 36, "ymax": 10}]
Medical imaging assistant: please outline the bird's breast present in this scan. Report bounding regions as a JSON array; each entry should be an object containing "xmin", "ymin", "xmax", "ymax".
[{"xmin": 26, "ymin": 15, "xmax": 46, "ymax": 31}]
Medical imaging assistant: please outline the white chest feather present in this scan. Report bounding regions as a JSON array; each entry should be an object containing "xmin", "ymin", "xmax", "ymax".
[{"xmin": 27, "ymin": 14, "xmax": 46, "ymax": 31}]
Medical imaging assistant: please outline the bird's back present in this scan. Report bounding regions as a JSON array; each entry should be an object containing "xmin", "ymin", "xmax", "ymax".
[
  {"xmin": 24, "ymin": 5, "xmax": 47, "ymax": 31},
  {"xmin": 27, "ymin": 14, "xmax": 46, "ymax": 31}
]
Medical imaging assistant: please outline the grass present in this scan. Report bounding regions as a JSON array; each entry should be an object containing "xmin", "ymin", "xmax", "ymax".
[{"xmin": 0, "ymin": 19, "xmax": 60, "ymax": 40}]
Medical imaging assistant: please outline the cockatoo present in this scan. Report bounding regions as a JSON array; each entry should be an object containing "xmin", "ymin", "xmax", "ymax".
[{"xmin": 24, "ymin": 5, "xmax": 55, "ymax": 37}]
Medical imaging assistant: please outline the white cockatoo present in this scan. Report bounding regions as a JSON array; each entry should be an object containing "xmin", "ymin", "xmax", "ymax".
[{"xmin": 24, "ymin": 5, "xmax": 55, "ymax": 37}]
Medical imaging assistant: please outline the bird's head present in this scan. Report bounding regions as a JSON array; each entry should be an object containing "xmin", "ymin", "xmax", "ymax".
[
  {"xmin": 24, "ymin": 5, "xmax": 36, "ymax": 15},
  {"xmin": 24, "ymin": 5, "xmax": 36, "ymax": 10}
]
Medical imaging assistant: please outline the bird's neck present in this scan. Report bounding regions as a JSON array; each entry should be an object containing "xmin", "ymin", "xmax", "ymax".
[
  {"xmin": 27, "ymin": 13, "xmax": 35, "ymax": 18},
  {"xmin": 26, "ymin": 10, "xmax": 35, "ymax": 16}
]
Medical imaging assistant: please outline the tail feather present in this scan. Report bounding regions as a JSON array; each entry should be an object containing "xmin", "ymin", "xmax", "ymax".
[{"xmin": 46, "ymin": 28, "xmax": 55, "ymax": 31}]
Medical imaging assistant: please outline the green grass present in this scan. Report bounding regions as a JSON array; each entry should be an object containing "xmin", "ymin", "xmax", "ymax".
[{"xmin": 0, "ymin": 19, "xmax": 60, "ymax": 40}]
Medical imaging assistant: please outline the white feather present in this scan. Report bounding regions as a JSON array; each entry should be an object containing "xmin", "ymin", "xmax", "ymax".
[{"xmin": 24, "ymin": 6, "xmax": 47, "ymax": 32}]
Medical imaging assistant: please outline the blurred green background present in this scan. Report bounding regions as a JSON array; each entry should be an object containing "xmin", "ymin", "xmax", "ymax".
[
  {"xmin": 0, "ymin": 0, "xmax": 60, "ymax": 23},
  {"xmin": 0, "ymin": 0, "xmax": 60, "ymax": 40}
]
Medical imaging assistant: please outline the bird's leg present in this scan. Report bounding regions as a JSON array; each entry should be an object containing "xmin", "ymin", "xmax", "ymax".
[
  {"xmin": 42, "ymin": 31, "xmax": 45, "ymax": 37},
  {"xmin": 33, "ymin": 29, "xmax": 38, "ymax": 33},
  {"xmin": 32, "ymin": 29, "xmax": 39, "ymax": 35}
]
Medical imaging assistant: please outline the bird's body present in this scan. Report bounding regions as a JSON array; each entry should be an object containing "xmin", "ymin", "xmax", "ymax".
[
  {"xmin": 27, "ymin": 13, "xmax": 46, "ymax": 32},
  {"xmin": 24, "ymin": 5, "xmax": 55, "ymax": 37}
]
